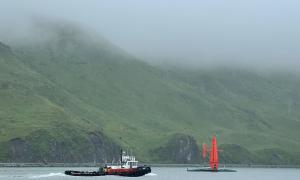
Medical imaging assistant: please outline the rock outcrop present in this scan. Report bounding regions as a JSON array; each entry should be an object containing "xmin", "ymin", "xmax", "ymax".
[
  {"xmin": 7, "ymin": 130, "xmax": 120, "ymax": 163},
  {"xmin": 151, "ymin": 134, "xmax": 200, "ymax": 164}
]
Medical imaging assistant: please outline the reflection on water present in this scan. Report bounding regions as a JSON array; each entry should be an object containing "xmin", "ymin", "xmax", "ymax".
[{"xmin": 0, "ymin": 167, "xmax": 299, "ymax": 180}]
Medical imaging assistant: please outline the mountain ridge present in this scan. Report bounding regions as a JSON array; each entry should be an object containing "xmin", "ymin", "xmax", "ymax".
[{"xmin": 1, "ymin": 23, "xmax": 300, "ymax": 164}]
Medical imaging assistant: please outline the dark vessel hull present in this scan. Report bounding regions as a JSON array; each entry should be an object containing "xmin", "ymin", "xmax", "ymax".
[
  {"xmin": 64, "ymin": 170, "xmax": 105, "ymax": 176},
  {"xmin": 187, "ymin": 167, "xmax": 236, "ymax": 172},
  {"xmin": 65, "ymin": 166, "xmax": 151, "ymax": 177}
]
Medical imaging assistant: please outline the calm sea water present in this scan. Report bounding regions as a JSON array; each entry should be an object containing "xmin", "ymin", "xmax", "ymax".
[{"xmin": 0, "ymin": 167, "xmax": 299, "ymax": 180}]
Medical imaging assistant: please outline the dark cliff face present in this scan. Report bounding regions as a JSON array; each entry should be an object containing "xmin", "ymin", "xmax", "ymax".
[
  {"xmin": 7, "ymin": 130, "xmax": 120, "ymax": 163},
  {"xmin": 9, "ymin": 138, "xmax": 36, "ymax": 162},
  {"xmin": 151, "ymin": 134, "xmax": 200, "ymax": 164},
  {"xmin": 86, "ymin": 132, "xmax": 121, "ymax": 163}
]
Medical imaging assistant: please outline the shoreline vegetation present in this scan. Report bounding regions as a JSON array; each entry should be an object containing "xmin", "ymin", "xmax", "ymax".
[{"xmin": 0, "ymin": 163, "xmax": 299, "ymax": 168}]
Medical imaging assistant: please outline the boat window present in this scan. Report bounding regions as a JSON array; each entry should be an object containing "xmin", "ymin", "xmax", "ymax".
[{"xmin": 128, "ymin": 162, "xmax": 137, "ymax": 168}]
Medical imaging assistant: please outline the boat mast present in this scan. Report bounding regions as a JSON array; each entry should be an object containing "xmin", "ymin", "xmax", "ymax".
[{"xmin": 120, "ymin": 149, "xmax": 123, "ymax": 168}]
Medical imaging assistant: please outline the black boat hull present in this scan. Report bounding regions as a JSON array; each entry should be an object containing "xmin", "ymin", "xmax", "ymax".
[
  {"xmin": 65, "ymin": 170, "xmax": 106, "ymax": 176},
  {"xmin": 65, "ymin": 166, "xmax": 151, "ymax": 177},
  {"xmin": 187, "ymin": 168, "xmax": 236, "ymax": 172}
]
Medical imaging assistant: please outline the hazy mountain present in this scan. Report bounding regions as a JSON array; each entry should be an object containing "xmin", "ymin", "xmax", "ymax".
[{"xmin": 0, "ymin": 23, "xmax": 300, "ymax": 164}]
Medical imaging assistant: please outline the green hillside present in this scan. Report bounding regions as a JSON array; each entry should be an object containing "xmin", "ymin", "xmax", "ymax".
[
  {"xmin": 0, "ymin": 23, "xmax": 300, "ymax": 164},
  {"xmin": 0, "ymin": 41, "xmax": 119, "ymax": 163}
]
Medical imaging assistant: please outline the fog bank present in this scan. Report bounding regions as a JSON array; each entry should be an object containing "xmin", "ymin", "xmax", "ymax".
[{"xmin": 1, "ymin": 0, "xmax": 300, "ymax": 71}]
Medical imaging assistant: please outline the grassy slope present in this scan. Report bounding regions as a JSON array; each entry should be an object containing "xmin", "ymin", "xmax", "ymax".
[
  {"xmin": 0, "ymin": 42, "xmax": 106, "ymax": 162},
  {"xmin": 170, "ymin": 69, "xmax": 300, "ymax": 159},
  {"xmin": 1, "ymin": 24, "xmax": 300, "ymax": 163}
]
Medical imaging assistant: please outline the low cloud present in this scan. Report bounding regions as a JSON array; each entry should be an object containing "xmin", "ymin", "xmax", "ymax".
[{"xmin": 0, "ymin": 0, "xmax": 300, "ymax": 72}]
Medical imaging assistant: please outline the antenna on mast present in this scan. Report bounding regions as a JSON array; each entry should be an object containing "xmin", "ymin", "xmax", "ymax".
[{"xmin": 120, "ymin": 149, "xmax": 123, "ymax": 168}]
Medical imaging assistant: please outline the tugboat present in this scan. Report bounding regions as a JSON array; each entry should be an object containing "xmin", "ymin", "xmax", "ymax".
[
  {"xmin": 65, "ymin": 149, "xmax": 151, "ymax": 177},
  {"xmin": 104, "ymin": 150, "xmax": 151, "ymax": 176}
]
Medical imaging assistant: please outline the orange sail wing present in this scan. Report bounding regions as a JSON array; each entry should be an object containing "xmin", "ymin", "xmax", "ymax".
[{"xmin": 209, "ymin": 135, "xmax": 218, "ymax": 170}]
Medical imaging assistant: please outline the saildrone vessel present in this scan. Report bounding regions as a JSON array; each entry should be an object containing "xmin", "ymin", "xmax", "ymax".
[{"xmin": 187, "ymin": 135, "xmax": 236, "ymax": 172}]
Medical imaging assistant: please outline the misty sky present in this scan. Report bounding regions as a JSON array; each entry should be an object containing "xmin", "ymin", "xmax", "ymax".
[{"xmin": 1, "ymin": 0, "xmax": 300, "ymax": 69}]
